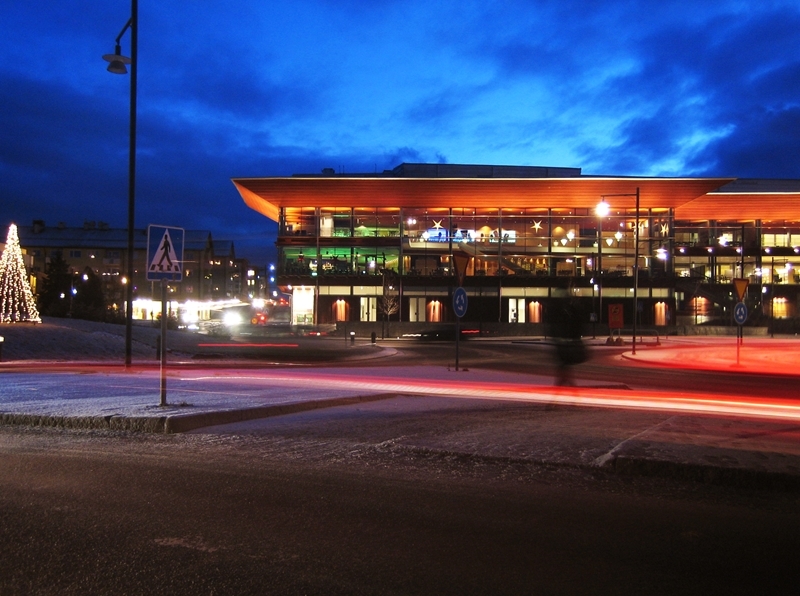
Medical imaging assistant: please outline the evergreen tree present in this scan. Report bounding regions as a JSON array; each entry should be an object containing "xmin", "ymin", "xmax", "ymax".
[
  {"xmin": 72, "ymin": 267, "xmax": 106, "ymax": 321},
  {"xmin": 0, "ymin": 224, "xmax": 41, "ymax": 323},
  {"xmin": 38, "ymin": 252, "xmax": 72, "ymax": 317}
]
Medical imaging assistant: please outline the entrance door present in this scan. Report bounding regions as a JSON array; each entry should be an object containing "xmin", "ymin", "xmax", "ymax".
[{"xmin": 360, "ymin": 297, "xmax": 377, "ymax": 322}]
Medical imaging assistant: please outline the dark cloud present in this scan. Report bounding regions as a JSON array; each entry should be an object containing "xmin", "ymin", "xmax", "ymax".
[
  {"xmin": 568, "ymin": 5, "xmax": 800, "ymax": 176},
  {"xmin": 0, "ymin": 67, "xmax": 278, "ymax": 260},
  {"xmin": 689, "ymin": 106, "xmax": 800, "ymax": 178},
  {"xmin": 381, "ymin": 147, "xmax": 425, "ymax": 166},
  {"xmin": 3, "ymin": 0, "xmax": 800, "ymax": 264},
  {"xmin": 402, "ymin": 88, "xmax": 476, "ymax": 128},
  {"xmin": 0, "ymin": 72, "xmax": 131, "ymax": 224},
  {"xmin": 150, "ymin": 45, "xmax": 324, "ymax": 122}
]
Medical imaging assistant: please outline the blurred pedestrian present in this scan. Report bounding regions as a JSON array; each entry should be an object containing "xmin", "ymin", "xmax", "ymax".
[{"xmin": 549, "ymin": 300, "xmax": 587, "ymax": 386}]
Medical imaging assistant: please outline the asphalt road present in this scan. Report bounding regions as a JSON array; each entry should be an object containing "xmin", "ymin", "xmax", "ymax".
[
  {"xmin": 2, "ymin": 416, "xmax": 799, "ymax": 595},
  {"xmin": 3, "ymin": 331, "xmax": 800, "ymax": 594}
]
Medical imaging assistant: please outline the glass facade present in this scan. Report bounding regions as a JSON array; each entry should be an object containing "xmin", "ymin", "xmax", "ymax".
[
  {"xmin": 276, "ymin": 204, "xmax": 800, "ymax": 326},
  {"xmin": 279, "ymin": 206, "xmax": 679, "ymax": 280},
  {"xmin": 233, "ymin": 168, "xmax": 800, "ymax": 329}
]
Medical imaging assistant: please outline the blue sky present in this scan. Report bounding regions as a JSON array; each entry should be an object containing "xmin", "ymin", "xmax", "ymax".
[{"xmin": 2, "ymin": 1, "xmax": 799, "ymax": 261}]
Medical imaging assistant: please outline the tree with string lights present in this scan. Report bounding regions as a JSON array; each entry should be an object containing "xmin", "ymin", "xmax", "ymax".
[{"xmin": 0, "ymin": 223, "xmax": 41, "ymax": 323}]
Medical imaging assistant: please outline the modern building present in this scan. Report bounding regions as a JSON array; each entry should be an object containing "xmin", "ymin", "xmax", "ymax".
[{"xmin": 232, "ymin": 163, "xmax": 800, "ymax": 332}]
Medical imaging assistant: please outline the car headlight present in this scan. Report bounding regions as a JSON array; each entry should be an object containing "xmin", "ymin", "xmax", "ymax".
[{"xmin": 223, "ymin": 312, "xmax": 243, "ymax": 327}]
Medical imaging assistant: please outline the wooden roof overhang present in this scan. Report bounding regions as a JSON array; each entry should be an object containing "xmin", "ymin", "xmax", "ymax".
[
  {"xmin": 232, "ymin": 176, "xmax": 734, "ymax": 223},
  {"xmin": 675, "ymin": 191, "xmax": 800, "ymax": 221}
]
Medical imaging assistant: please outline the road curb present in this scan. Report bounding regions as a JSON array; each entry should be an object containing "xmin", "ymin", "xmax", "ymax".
[
  {"xmin": 164, "ymin": 393, "xmax": 394, "ymax": 433},
  {"xmin": 387, "ymin": 444, "xmax": 800, "ymax": 491},
  {"xmin": 0, "ymin": 412, "xmax": 167, "ymax": 433},
  {"xmin": 0, "ymin": 393, "xmax": 396, "ymax": 434}
]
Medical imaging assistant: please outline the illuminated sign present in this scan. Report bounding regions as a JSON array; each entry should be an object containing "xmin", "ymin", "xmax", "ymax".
[
  {"xmin": 422, "ymin": 229, "xmax": 479, "ymax": 243},
  {"xmin": 488, "ymin": 229, "xmax": 517, "ymax": 244},
  {"xmin": 413, "ymin": 228, "xmax": 520, "ymax": 244},
  {"xmin": 424, "ymin": 229, "xmax": 449, "ymax": 242}
]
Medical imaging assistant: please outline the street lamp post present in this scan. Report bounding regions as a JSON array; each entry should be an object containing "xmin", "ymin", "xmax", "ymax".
[
  {"xmin": 102, "ymin": 1, "xmax": 138, "ymax": 368},
  {"xmin": 632, "ymin": 187, "xmax": 640, "ymax": 355},
  {"xmin": 599, "ymin": 188, "xmax": 641, "ymax": 353},
  {"xmin": 595, "ymin": 199, "xmax": 610, "ymax": 330}
]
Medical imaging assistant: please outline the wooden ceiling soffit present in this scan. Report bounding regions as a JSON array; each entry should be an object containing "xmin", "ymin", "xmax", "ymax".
[
  {"xmin": 233, "ymin": 181, "xmax": 280, "ymax": 221},
  {"xmin": 232, "ymin": 177, "xmax": 734, "ymax": 222}
]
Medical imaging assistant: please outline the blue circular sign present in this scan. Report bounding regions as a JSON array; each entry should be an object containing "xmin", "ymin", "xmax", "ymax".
[
  {"xmin": 453, "ymin": 287, "xmax": 468, "ymax": 318},
  {"xmin": 733, "ymin": 301, "xmax": 747, "ymax": 325}
]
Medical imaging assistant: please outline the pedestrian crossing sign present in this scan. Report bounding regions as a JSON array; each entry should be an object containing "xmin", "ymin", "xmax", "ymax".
[{"xmin": 147, "ymin": 225, "xmax": 184, "ymax": 282}]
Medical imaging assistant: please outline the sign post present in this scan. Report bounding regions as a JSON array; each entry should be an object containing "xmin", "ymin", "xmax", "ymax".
[
  {"xmin": 147, "ymin": 225, "xmax": 184, "ymax": 406},
  {"xmin": 453, "ymin": 286, "xmax": 468, "ymax": 371},
  {"xmin": 732, "ymin": 279, "xmax": 749, "ymax": 366}
]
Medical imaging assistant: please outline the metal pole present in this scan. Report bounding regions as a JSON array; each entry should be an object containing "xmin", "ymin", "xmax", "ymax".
[
  {"xmin": 740, "ymin": 223, "xmax": 745, "ymax": 279},
  {"xmin": 124, "ymin": 0, "xmax": 138, "ymax": 369},
  {"xmin": 737, "ymin": 327, "xmax": 741, "ymax": 364},
  {"xmin": 497, "ymin": 208, "xmax": 502, "ymax": 322},
  {"xmin": 598, "ymin": 215, "xmax": 603, "ymax": 328},
  {"xmin": 632, "ymin": 187, "xmax": 640, "ymax": 355},
  {"xmin": 314, "ymin": 207, "xmax": 320, "ymax": 327},
  {"xmin": 455, "ymin": 314, "xmax": 460, "ymax": 371},
  {"xmin": 398, "ymin": 208, "xmax": 404, "ymax": 323},
  {"xmin": 160, "ymin": 278, "xmax": 167, "ymax": 406}
]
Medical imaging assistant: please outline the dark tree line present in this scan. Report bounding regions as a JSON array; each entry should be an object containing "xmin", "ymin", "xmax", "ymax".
[{"xmin": 37, "ymin": 254, "xmax": 108, "ymax": 321}]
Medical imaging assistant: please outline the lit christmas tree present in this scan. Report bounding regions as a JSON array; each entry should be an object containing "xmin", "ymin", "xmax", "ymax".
[{"xmin": 0, "ymin": 223, "xmax": 41, "ymax": 323}]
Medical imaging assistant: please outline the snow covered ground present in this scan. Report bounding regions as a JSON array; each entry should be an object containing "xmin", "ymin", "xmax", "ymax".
[{"xmin": 0, "ymin": 317, "xmax": 199, "ymax": 361}]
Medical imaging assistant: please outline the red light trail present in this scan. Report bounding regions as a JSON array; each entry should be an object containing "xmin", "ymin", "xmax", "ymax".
[
  {"xmin": 181, "ymin": 368, "xmax": 800, "ymax": 423},
  {"xmin": 197, "ymin": 343, "xmax": 300, "ymax": 348}
]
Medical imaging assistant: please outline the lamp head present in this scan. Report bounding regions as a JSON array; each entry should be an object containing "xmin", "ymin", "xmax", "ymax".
[
  {"xmin": 102, "ymin": 44, "xmax": 132, "ymax": 74},
  {"xmin": 595, "ymin": 199, "xmax": 610, "ymax": 218}
]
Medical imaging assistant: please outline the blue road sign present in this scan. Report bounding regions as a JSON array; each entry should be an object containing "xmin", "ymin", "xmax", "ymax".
[
  {"xmin": 734, "ymin": 301, "xmax": 747, "ymax": 325},
  {"xmin": 453, "ymin": 287, "xmax": 468, "ymax": 318},
  {"xmin": 147, "ymin": 225, "xmax": 184, "ymax": 282}
]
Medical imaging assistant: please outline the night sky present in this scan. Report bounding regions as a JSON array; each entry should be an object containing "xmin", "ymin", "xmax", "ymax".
[{"xmin": 2, "ymin": 1, "xmax": 799, "ymax": 261}]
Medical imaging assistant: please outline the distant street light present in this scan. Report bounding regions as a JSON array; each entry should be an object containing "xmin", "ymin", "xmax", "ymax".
[
  {"xmin": 595, "ymin": 199, "xmax": 610, "ymax": 327},
  {"xmin": 102, "ymin": 1, "xmax": 138, "ymax": 368}
]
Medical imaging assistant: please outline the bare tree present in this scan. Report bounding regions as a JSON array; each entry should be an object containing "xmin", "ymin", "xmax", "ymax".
[{"xmin": 379, "ymin": 271, "xmax": 400, "ymax": 338}]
